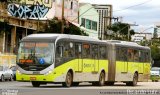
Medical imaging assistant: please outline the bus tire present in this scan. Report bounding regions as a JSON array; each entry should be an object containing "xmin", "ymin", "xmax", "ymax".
[
  {"xmin": 32, "ymin": 81, "xmax": 41, "ymax": 87},
  {"xmin": 99, "ymin": 72, "xmax": 105, "ymax": 86},
  {"xmin": 62, "ymin": 71, "xmax": 73, "ymax": 87},
  {"xmin": 126, "ymin": 73, "xmax": 138, "ymax": 86}
]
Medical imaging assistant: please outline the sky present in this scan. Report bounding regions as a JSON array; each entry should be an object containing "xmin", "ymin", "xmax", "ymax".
[{"xmin": 79, "ymin": 0, "xmax": 160, "ymax": 33}]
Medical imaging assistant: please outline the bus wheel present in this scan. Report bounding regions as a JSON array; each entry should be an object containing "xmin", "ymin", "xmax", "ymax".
[
  {"xmin": 62, "ymin": 71, "xmax": 73, "ymax": 87},
  {"xmin": 126, "ymin": 73, "xmax": 138, "ymax": 86},
  {"xmin": 32, "ymin": 81, "xmax": 41, "ymax": 87},
  {"xmin": 99, "ymin": 72, "xmax": 105, "ymax": 86}
]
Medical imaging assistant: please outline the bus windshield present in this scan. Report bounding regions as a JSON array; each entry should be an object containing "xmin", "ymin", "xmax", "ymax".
[{"xmin": 17, "ymin": 42, "xmax": 54, "ymax": 67}]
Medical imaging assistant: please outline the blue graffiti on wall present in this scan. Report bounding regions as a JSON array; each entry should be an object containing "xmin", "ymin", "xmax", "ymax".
[{"xmin": 8, "ymin": 4, "xmax": 49, "ymax": 19}]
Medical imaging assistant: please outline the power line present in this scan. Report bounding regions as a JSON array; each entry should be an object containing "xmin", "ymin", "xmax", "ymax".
[
  {"xmin": 113, "ymin": 0, "xmax": 152, "ymax": 12},
  {"xmin": 71, "ymin": 6, "xmax": 94, "ymax": 22},
  {"xmin": 70, "ymin": 0, "xmax": 153, "ymax": 22}
]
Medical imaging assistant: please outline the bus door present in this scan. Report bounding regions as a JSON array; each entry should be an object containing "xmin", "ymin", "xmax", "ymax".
[
  {"xmin": 92, "ymin": 45, "xmax": 99, "ymax": 72},
  {"xmin": 75, "ymin": 43, "xmax": 83, "ymax": 72},
  {"xmin": 121, "ymin": 48, "xmax": 128, "ymax": 73},
  {"xmin": 138, "ymin": 51, "xmax": 144, "ymax": 74}
]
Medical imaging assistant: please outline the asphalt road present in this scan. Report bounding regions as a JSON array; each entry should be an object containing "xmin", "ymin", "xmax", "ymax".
[{"xmin": 0, "ymin": 81, "xmax": 160, "ymax": 95}]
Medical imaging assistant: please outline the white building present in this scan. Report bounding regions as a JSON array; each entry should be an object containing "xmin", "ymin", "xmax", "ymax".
[
  {"xmin": 132, "ymin": 32, "xmax": 153, "ymax": 43},
  {"xmin": 79, "ymin": 3, "xmax": 99, "ymax": 39},
  {"xmin": 154, "ymin": 23, "xmax": 160, "ymax": 38},
  {"xmin": 92, "ymin": 4, "xmax": 112, "ymax": 40}
]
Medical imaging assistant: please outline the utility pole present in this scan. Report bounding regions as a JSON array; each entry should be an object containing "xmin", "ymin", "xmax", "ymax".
[
  {"xmin": 141, "ymin": 27, "xmax": 154, "ymax": 46},
  {"xmin": 127, "ymin": 23, "xmax": 138, "ymax": 41},
  {"xmin": 103, "ymin": 16, "xmax": 119, "ymax": 40},
  {"xmin": 127, "ymin": 25, "xmax": 130, "ymax": 41},
  {"xmin": 61, "ymin": 0, "xmax": 65, "ymax": 34}
]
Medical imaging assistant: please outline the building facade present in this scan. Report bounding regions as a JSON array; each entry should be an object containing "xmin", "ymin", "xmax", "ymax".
[
  {"xmin": 154, "ymin": 23, "xmax": 160, "ymax": 38},
  {"xmin": 79, "ymin": 3, "xmax": 99, "ymax": 39},
  {"xmin": 0, "ymin": 0, "xmax": 79, "ymax": 53},
  {"xmin": 92, "ymin": 4, "xmax": 112, "ymax": 40},
  {"xmin": 131, "ymin": 32, "xmax": 153, "ymax": 43}
]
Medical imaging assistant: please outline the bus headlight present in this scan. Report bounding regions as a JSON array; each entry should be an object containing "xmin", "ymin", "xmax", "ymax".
[
  {"xmin": 45, "ymin": 71, "xmax": 52, "ymax": 75},
  {"xmin": 17, "ymin": 70, "xmax": 21, "ymax": 74}
]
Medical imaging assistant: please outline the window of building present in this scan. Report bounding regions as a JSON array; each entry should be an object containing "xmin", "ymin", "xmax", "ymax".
[
  {"xmin": 92, "ymin": 21, "xmax": 97, "ymax": 31},
  {"xmin": 86, "ymin": 19, "xmax": 91, "ymax": 29},
  {"xmin": 71, "ymin": 1, "xmax": 73, "ymax": 9},
  {"xmin": 81, "ymin": 18, "xmax": 85, "ymax": 27}
]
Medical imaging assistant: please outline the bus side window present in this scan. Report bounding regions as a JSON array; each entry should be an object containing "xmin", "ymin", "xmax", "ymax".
[
  {"xmin": 57, "ymin": 46, "xmax": 63, "ymax": 58},
  {"xmin": 148, "ymin": 51, "xmax": 151, "ymax": 63},
  {"xmin": 116, "ymin": 47, "xmax": 127, "ymax": 61},
  {"xmin": 99, "ymin": 45, "xmax": 106, "ymax": 59},
  {"xmin": 55, "ymin": 42, "xmax": 64, "ymax": 66},
  {"xmin": 63, "ymin": 42, "xmax": 69, "ymax": 58},
  {"xmin": 75, "ymin": 43, "xmax": 82, "ymax": 58},
  {"xmin": 140, "ymin": 51, "xmax": 145, "ymax": 62},
  {"xmin": 145, "ymin": 51, "xmax": 150, "ymax": 63},
  {"xmin": 128, "ymin": 48, "xmax": 134, "ymax": 62},
  {"xmin": 91, "ymin": 44, "xmax": 98, "ymax": 59},
  {"xmin": 134, "ymin": 50, "xmax": 139, "ymax": 62},
  {"xmin": 82, "ymin": 43, "xmax": 90, "ymax": 58},
  {"xmin": 68, "ymin": 42, "xmax": 75, "ymax": 58}
]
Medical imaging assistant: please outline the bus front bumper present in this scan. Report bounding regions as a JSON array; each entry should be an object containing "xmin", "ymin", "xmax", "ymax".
[{"xmin": 16, "ymin": 71, "xmax": 66, "ymax": 82}]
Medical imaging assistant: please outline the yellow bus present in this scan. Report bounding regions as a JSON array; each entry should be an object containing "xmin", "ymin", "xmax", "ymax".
[{"xmin": 16, "ymin": 34, "xmax": 151, "ymax": 87}]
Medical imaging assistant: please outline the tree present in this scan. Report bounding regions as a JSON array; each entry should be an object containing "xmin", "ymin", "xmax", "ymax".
[
  {"xmin": 44, "ymin": 17, "xmax": 88, "ymax": 36},
  {"xmin": 108, "ymin": 22, "xmax": 135, "ymax": 41},
  {"xmin": 147, "ymin": 38, "xmax": 160, "ymax": 67},
  {"xmin": 45, "ymin": 17, "xmax": 62, "ymax": 33}
]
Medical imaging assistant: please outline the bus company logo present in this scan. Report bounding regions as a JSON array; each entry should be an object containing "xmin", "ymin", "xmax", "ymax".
[
  {"xmin": 84, "ymin": 63, "xmax": 92, "ymax": 68},
  {"xmin": 7, "ymin": 0, "xmax": 52, "ymax": 19},
  {"xmin": 1, "ymin": 89, "xmax": 18, "ymax": 95}
]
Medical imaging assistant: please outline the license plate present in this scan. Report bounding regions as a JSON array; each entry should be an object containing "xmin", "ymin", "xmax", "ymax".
[{"xmin": 30, "ymin": 77, "xmax": 36, "ymax": 81}]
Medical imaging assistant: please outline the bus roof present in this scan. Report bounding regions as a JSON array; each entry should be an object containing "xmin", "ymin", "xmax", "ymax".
[
  {"xmin": 21, "ymin": 34, "xmax": 102, "ymax": 43},
  {"xmin": 105, "ymin": 40, "xmax": 150, "ymax": 50},
  {"xmin": 22, "ymin": 34, "xmax": 150, "ymax": 50}
]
